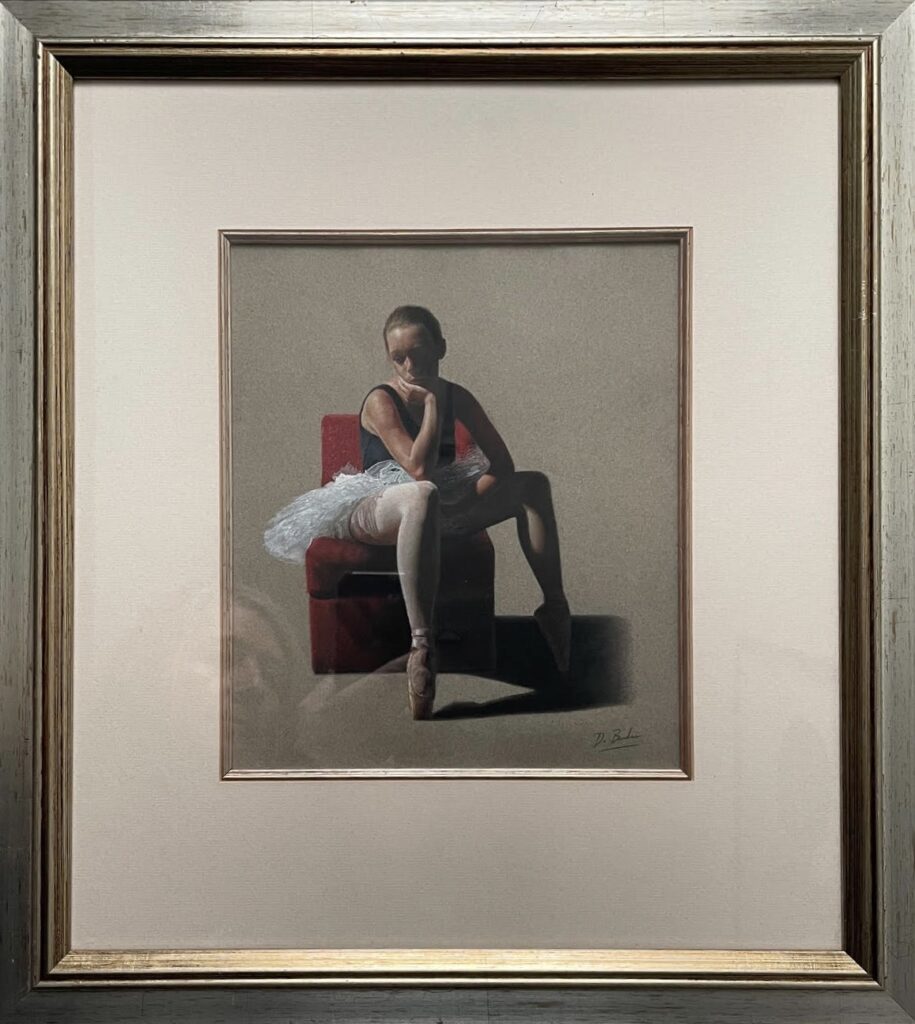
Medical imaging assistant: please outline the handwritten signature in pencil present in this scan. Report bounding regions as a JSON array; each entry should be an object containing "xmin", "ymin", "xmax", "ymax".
[{"xmin": 591, "ymin": 727, "xmax": 641, "ymax": 753}]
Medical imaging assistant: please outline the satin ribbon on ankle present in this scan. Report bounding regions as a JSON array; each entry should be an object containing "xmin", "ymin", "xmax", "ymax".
[{"xmin": 410, "ymin": 627, "xmax": 434, "ymax": 649}]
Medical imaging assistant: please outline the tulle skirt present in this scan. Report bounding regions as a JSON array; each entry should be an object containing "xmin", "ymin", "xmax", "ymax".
[{"xmin": 263, "ymin": 448, "xmax": 491, "ymax": 565}]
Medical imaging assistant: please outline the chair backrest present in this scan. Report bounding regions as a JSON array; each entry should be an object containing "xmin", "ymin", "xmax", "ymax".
[
  {"xmin": 321, "ymin": 413, "xmax": 475, "ymax": 485},
  {"xmin": 321, "ymin": 415, "xmax": 361, "ymax": 485}
]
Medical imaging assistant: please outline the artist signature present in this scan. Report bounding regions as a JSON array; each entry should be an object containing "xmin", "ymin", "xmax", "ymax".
[{"xmin": 591, "ymin": 727, "xmax": 641, "ymax": 753}]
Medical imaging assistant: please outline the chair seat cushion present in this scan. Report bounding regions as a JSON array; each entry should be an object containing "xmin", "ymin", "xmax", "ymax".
[{"xmin": 306, "ymin": 531, "xmax": 495, "ymax": 598}]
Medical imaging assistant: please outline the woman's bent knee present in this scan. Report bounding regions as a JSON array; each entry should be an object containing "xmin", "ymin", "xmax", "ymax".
[
  {"xmin": 414, "ymin": 479, "xmax": 439, "ymax": 498},
  {"xmin": 517, "ymin": 469, "xmax": 551, "ymax": 501},
  {"xmin": 405, "ymin": 479, "xmax": 440, "ymax": 515}
]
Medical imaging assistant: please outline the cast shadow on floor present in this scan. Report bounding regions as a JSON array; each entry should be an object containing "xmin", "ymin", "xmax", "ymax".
[{"xmin": 427, "ymin": 614, "xmax": 631, "ymax": 720}]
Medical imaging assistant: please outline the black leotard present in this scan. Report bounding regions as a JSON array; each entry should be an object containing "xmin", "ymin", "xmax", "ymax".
[{"xmin": 359, "ymin": 382, "xmax": 456, "ymax": 471}]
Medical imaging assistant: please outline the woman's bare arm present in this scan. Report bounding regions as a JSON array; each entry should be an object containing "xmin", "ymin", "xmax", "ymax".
[
  {"xmin": 361, "ymin": 386, "xmax": 441, "ymax": 481},
  {"xmin": 452, "ymin": 383, "xmax": 515, "ymax": 494}
]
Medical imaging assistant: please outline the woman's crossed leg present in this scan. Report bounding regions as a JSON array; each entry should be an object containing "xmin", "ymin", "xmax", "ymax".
[{"xmin": 348, "ymin": 481, "xmax": 441, "ymax": 719}]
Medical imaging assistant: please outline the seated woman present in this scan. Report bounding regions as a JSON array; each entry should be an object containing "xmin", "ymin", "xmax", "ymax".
[{"xmin": 264, "ymin": 304, "xmax": 571, "ymax": 720}]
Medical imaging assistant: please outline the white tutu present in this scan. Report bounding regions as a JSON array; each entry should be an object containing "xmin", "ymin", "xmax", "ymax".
[{"xmin": 264, "ymin": 447, "xmax": 491, "ymax": 564}]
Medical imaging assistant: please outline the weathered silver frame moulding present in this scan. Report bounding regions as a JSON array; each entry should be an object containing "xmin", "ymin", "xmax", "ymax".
[
  {"xmin": 1, "ymin": 2, "xmax": 913, "ymax": 1022},
  {"xmin": 219, "ymin": 227, "xmax": 693, "ymax": 781}
]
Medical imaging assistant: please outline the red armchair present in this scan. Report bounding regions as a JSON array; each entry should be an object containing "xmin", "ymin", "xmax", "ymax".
[{"xmin": 305, "ymin": 415, "xmax": 496, "ymax": 674}]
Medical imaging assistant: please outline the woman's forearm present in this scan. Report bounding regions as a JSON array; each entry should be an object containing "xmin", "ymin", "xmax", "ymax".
[{"xmin": 407, "ymin": 394, "xmax": 442, "ymax": 480}]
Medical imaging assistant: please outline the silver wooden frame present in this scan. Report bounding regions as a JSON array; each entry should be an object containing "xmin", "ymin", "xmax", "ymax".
[{"xmin": 1, "ymin": 2, "xmax": 913, "ymax": 1022}]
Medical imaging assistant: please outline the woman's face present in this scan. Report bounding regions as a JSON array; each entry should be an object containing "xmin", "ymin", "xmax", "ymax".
[{"xmin": 385, "ymin": 324, "xmax": 441, "ymax": 385}]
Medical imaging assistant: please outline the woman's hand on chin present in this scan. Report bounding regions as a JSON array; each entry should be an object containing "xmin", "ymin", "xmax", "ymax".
[{"xmin": 393, "ymin": 377, "xmax": 438, "ymax": 407}]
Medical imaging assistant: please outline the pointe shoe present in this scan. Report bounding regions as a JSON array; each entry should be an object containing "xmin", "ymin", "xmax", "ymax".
[
  {"xmin": 534, "ymin": 597, "xmax": 572, "ymax": 674},
  {"xmin": 406, "ymin": 642, "xmax": 437, "ymax": 720}
]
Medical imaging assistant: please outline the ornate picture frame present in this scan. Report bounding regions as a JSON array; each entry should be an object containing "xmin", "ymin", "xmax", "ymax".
[{"xmin": 1, "ymin": 2, "xmax": 913, "ymax": 1021}]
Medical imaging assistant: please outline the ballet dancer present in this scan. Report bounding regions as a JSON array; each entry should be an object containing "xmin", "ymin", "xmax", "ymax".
[{"xmin": 264, "ymin": 305, "xmax": 570, "ymax": 719}]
